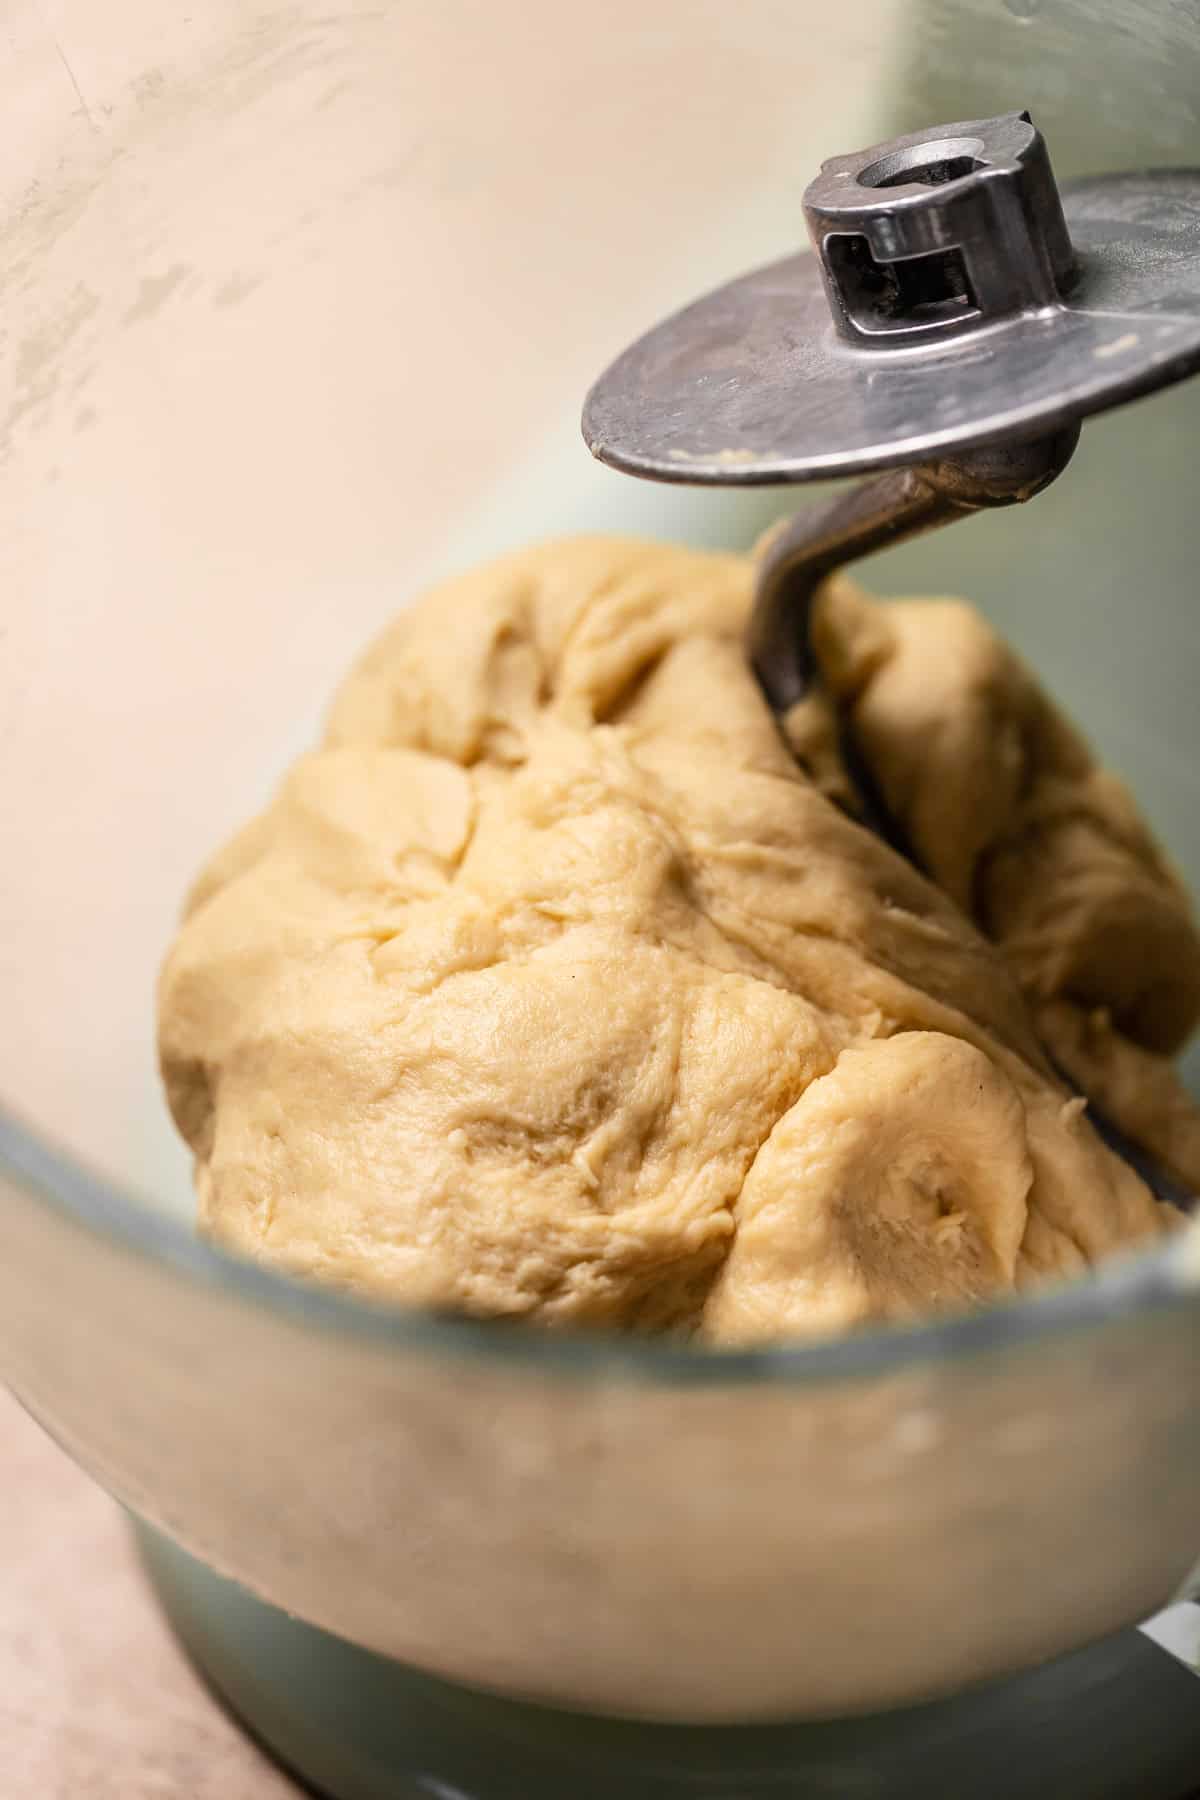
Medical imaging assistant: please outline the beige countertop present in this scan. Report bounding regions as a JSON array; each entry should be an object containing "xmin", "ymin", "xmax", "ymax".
[{"xmin": 0, "ymin": 1386, "xmax": 299, "ymax": 1800}]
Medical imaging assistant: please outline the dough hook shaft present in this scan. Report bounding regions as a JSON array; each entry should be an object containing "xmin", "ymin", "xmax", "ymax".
[{"xmin": 748, "ymin": 426, "xmax": 1081, "ymax": 716}]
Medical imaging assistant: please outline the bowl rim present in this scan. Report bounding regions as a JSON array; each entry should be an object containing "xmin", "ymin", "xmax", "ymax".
[{"xmin": 3, "ymin": 1099, "xmax": 1195, "ymax": 1389}]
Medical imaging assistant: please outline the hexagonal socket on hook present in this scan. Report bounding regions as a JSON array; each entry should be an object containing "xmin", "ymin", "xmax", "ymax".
[{"xmin": 804, "ymin": 111, "xmax": 1077, "ymax": 345}]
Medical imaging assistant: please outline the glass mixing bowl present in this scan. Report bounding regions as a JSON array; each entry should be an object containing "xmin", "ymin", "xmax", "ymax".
[{"xmin": 3, "ymin": 1, "xmax": 1200, "ymax": 1790}]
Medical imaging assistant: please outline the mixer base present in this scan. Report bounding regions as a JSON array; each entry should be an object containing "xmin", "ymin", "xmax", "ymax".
[{"xmin": 135, "ymin": 1520, "xmax": 1200, "ymax": 1800}]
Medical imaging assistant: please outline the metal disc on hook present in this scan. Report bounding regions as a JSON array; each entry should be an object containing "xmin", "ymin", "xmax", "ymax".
[{"xmin": 582, "ymin": 168, "xmax": 1200, "ymax": 485}]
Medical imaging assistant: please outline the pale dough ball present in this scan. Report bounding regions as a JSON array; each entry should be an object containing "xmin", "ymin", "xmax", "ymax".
[{"xmin": 159, "ymin": 536, "xmax": 1186, "ymax": 1341}]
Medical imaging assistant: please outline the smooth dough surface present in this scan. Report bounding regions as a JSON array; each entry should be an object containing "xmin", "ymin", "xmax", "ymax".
[{"xmin": 158, "ymin": 536, "xmax": 1198, "ymax": 1342}]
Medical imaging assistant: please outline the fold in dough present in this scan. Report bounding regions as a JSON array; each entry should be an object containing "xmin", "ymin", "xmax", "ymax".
[
  {"xmin": 158, "ymin": 537, "xmax": 1196, "ymax": 1341},
  {"xmin": 787, "ymin": 578, "xmax": 1200, "ymax": 1194}
]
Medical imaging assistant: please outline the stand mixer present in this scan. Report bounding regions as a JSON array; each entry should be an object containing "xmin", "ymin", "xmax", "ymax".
[
  {"xmin": 129, "ymin": 111, "xmax": 1200, "ymax": 1800},
  {"xmin": 4, "ymin": 38, "xmax": 1200, "ymax": 1793}
]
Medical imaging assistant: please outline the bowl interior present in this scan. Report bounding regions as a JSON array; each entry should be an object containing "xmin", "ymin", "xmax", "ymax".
[
  {"xmin": 2, "ymin": 0, "xmax": 1199, "ymax": 1240},
  {"xmin": 6, "ymin": 5, "xmax": 1200, "ymax": 1728}
]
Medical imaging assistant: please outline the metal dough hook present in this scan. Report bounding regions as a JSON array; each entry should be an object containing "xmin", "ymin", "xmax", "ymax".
[
  {"xmin": 747, "ymin": 427, "xmax": 1080, "ymax": 719},
  {"xmin": 583, "ymin": 111, "xmax": 1200, "ymax": 708},
  {"xmin": 582, "ymin": 111, "xmax": 1200, "ymax": 1207}
]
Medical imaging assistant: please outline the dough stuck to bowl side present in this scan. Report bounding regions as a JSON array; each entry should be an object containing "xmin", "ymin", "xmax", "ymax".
[{"xmin": 158, "ymin": 536, "xmax": 1197, "ymax": 1343}]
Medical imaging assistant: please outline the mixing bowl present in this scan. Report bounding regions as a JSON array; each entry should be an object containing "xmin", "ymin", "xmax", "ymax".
[{"xmin": 3, "ymin": 4, "xmax": 1200, "ymax": 1796}]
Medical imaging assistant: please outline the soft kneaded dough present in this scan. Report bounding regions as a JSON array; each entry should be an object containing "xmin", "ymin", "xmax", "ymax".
[{"xmin": 158, "ymin": 536, "xmax": 1200, "ymax": 1342}]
